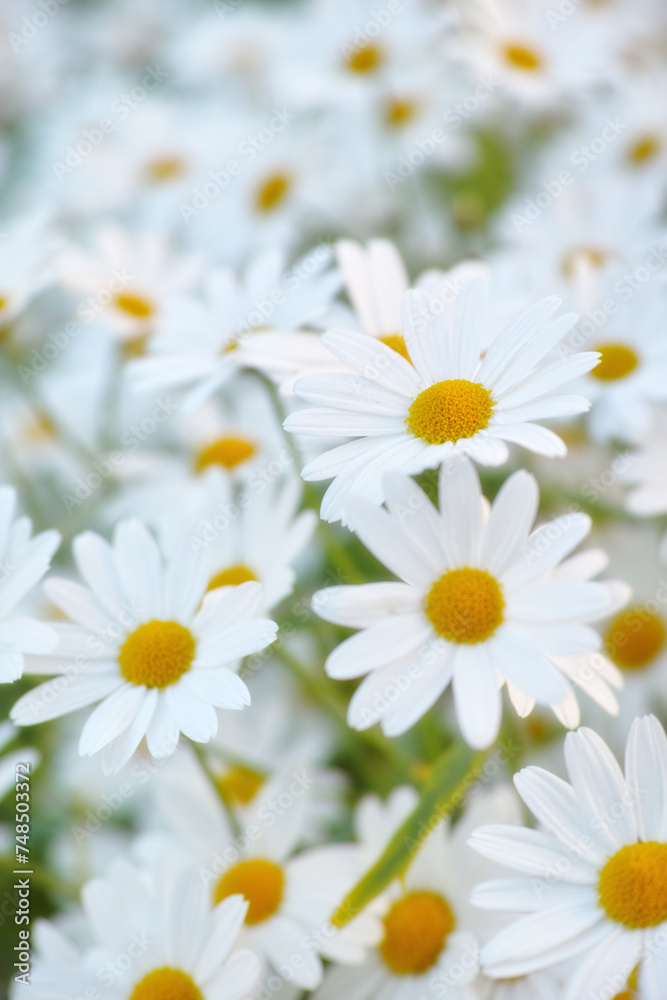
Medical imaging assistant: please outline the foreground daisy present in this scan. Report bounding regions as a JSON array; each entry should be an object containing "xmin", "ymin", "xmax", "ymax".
[
  {"xmin": 18, "ymin": 860, "xmax": 258, "ymax": 1000},
  {"xmin": 145, "ymin": 750, "xmax": 380, "ymax": 990},
  {"xmin": 314, "ymin": 785, "xmax": 521, "ymax": 1000},
  {"xmin": 284, "ymin": 275, "xmax": 597, "ymax": 522},
  {"xmin": 312, "ymin": 460, "xmax": 629, "ymax": 747},
  {"xmin": 470, "ymin": 715, "xmax": 667, "ymax": 1000},
  {"xmin": 10, "ymin": 520, "xmax": 278, "ymax": 774},
  {"xmin": 0, "ymin": 484, "xmax": 60, "ymax": 682}
]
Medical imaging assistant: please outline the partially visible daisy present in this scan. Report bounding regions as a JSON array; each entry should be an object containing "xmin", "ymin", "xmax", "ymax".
[
  {"xmin": 0, "ymin": 484, "xmax": 60, "ymax": 682},
  {"xmin": 0, "ymin": 209, "xmax": 60, "ymax": 329},
  {"xmin": 571, "ymin": 285, "xmax": 667, "ymax": 443},
  {"xmin": 57, "ymin": 223, "xmax": 202, "ymax": 348},
  {"xmin": 143, "ymin": 756, "xmax": 380, "ymax": 990},
  {"xmin": 314, "ymin": 785, "xmax": 521, "ymax": 1000},
  {"xmin": 17, "ymin": 859, "xmax": 259, "ymax": 1000},
  {"xmin": 127, "ymin": 247, "xmax": 341, "ymax": 406},
  {"xmin": 470, "ymin": 715, "xmax": 667, "ymax": 1000},
  {"xmin": 312, "ymin": 461, "xmax": 629, "ymax": 747},
  {"xmin": 284, "ymin": 275, "xmax": 597, "ymax": 522},
  {"xmin": 10, "ymin": 519, "xmax": 278, "ymax": 774}
]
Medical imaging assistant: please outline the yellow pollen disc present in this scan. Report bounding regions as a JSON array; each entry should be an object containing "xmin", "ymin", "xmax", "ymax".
[
  {"xmin": 217, "ymin": 765, "xmax": 265, "ymax": 804},
  {"xmin": 627, "ymin": 134, "xmax": 661, "ymax": 165},
  {"xmin": 426, "ymin": 568, "xmax": 504, "ymax": 643},
  {"xmin": 195, "ymin": 436, "xmax": 256, "ymax": 472},
  {"xmin": 604, "ymin": 607, "xmax": 666, "ymax": 671},
  {"xmin": 129, "ymin": 967, "xmax": 203, "ymax": 1000},
  {"xmin": 114, "ymin": 292, "xmax": 154, "ymax": 319},
  {"xmin": 346, "ymin": 44, "xmax": 383, "ymax": 74},
  {"xmin": 119, "ymin": 621, "xmax": 195, "ymax": 688},
  {"xmin": 214, "ymin": 859, "xmax": 284, "ymax": 924},
  {"xmin": 503, "ymin": 43, "xmax": 543, "ymax": 71},
  {"xmin": 379, "ymin": 334, "xmax": 411, "ymax": 363},
  {"xmin": 121, "ymin": 334, "xmax": 150, "ymax": 360},
  {"xmin": 599, "ymin": 842, "xmax": 667, "ymax": 928},
  {"xmin": 256, "ymin": 173, "xmax": 291, "ymax": 213},
  {"xmin": 384, "ymin": 98, "xmax": 417, "ymax": 127},
  {"xmin": 591, "ymin": 343, "xmax": 639, "ymax": 381},
  {"xmin": 561, "ymin": 246, "xmax": 611, "ymax": 278},
  {"xmin": 207, "ymin": 565, "xmax": 257, "ymax": 591},
  {"xmin": 145, "ymin": 156, "xmax": 187, "ymax": 183},
  {"xmin": 0, "ymin": 296, "xmax": 7, "ymax": 310},
  {"xmin": 380, "ymin": 891, "xmax": 455, "ymax": 975},
  {"xmin": 406, "ymin": 379, "xmax": 493, "ymax": 445}
]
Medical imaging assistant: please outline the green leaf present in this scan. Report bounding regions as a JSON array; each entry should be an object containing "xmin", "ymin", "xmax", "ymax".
[{"xmin": 331, "ymin": 741, "xmax": 485, "ymax": 927}]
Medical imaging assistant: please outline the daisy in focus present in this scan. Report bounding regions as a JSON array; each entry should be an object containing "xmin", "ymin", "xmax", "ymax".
[
  {"xmin": 470, "ymin": 715, "xmax": 667, "ymax": 1000},
  {"xmin": 312, "ymin": 460, "xmax": 629, "ymax": 748},
  {"xmin": 16, "ymin": 859, "xmax": 259, "ymax": 1000},
  {"xmin": 10, "ymin": 519, "xmax": 278, "ymax": 774},
  {"xmin": 0, "ymin": 484, "xmax": 60, "ymax": 682},
  {"xmin": 285, "ymin": 275, "xmax": 598, "ymax": 522}
]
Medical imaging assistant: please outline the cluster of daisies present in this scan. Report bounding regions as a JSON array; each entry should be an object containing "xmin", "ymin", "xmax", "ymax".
[{"xmin": 3, "ymin": 0, "xmax": 667, "ymax": 998}]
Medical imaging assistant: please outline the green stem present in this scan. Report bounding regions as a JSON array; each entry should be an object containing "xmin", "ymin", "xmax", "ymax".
[{"xmin": 192, "ymin": 743, "xmax": 242, "ymax": 839}]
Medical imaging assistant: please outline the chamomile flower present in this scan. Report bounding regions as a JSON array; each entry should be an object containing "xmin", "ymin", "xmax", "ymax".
[
  {"xmin": 127, "ymin": 247, "xmax": 341, "ymax": 406},
  {"xmin": 0, "ymin": 485, "xmax": 60, "ymax": 681},
  {"xmin": 470, "ymin": 715, "xmax": 667, "ymax": 1000},
  {"xmin": 18, "ymin": 859, "xmax": 259, "ymax": 1000},
  {"xmin": 144, "ymin": 758, "xmax": 379, "ymax": 990},
  {"xmin": 312, "ymin": 461, "xmax": 628, "ymax": 747},
  {"xmin": 315, "ymin": 785, "xmax": 521, "ymax": 1000},
  {"xmin": 285, "ymin": 276, "xmax": 597, "ymax": 522},
  {"xmin": 57, "ymin": 223, "xmax": 202, "ymax": 348},
  {"xmin": 10, "ymin": 519, "xmax": 278, "ymax": 774}
]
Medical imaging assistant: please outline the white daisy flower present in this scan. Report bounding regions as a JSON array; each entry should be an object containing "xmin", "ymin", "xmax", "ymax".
[
  {"xmin": 19, "ymin": 859, "xmax": 259, "ymax": 1000},
  {"xmin": 143, "ymin": 756, "xmax": 379, "ymax": 990},
  {"xmin": 284, "ymin": 275, "xmax": 597, "ymax": 522},
  {"xmin": 127, "ymin": 247, "xmax": 341, "ymax": 406},
  {"xmin": 10, "ymin": 519, "xmax": 278, "ymax": 774},
  {"xmin": 470, "ymin": 715, "xmax": 667, "ymax": 1000},
  {"xmin": 0, "ymin": 485, "xmax": 60, "ymax": 682},
  {"xmin": 57, "ymin": 223, "xmax": 202, "ymax": 347},
  {"xmin": 312, "ymin": 460, "xmax": 629, "ymax": 748},
  {"xmin": 314, "ymin": 785, "xmax": 521, "ymax": 1000},
  {"xmin": 572, "ymin": 286, "xmax": 667, "ymax": 443}
]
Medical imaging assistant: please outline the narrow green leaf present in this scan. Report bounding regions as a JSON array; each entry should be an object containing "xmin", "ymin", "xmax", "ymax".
[{"xmin": 331, "ymin": 741, "xmax": 485, "ymax": 927}]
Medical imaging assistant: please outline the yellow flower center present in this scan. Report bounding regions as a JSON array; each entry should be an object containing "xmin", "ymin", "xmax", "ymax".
[
  {"xmin": 598, "ymin": 843, "xmax": 667, "ymax": 928},
  {"xmin": 195, "ymin": 436, "xmax": 256, "ymax": 472},
  {"xmin": 207, "ymin": 565, "xmax": 257, "ymax": 591},
  {"xmin": 346, "ymin": 44, "xmax": 383, "ymax": 74},
  {"xmin": 627, "ymin": 134, "xmax": 661, "ymax": 165},
  {"xmin": 144, "ymin": 156, "xmax": 187, "ymax": 183},
  {"xmin": 406, "ymin": 380, "xmax": 493, "ymax": 444},
  {"xmin": 129, "ymin": 968, "xmax": 203, "ymax": 1000},
  {"xmin": 561, "ymin": 246, "xmax": 611, "ymax": 278},
  {"xmin": 255, "ymin": 172, "xmax": 291, "ymax": 213},
  {"xmin": 604, "ymin": 607, "xmax": 666, "ymax": 671},
  {"xmin": 380, "ymin": 891, "xmax": 456, "ymax": 975},
  {"xmin": 114, "ymin": 292, "xmax": 155, "ymax": 319},
  {"xmin": 591, "ymin": 343, "xmax": 639, "ymax": 381},
  {"xmin": 121, "ymin": 334, "xmax": 150, "ymax": 360},
  {"xmin": 0, "ymin": 296, "xmax": 7, "ymax": 310},
  {"xmin": 119, "ymin": 621, "xmax": 195, "ymax": 688},
  {"xmin": 214, "ymin": 859, "xmax": 284, "ymax": 924},
  {"xmin": 426, "ymin": 568, "xmax": 504, "ymax": 643},
  {"xmin": 217, "ymin": 765, "xmax": 265, "ymax": 804},
  {"xmin": 379, "ymin": 334, "xmax": 411, "ymax": 363},
  {"xmin": 384, "ymin": 98, "xmax": 417, "ymax": 128},
  {"xmin": 503, "ymin": 43, "xmax": 543, "ymax": 71}
]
